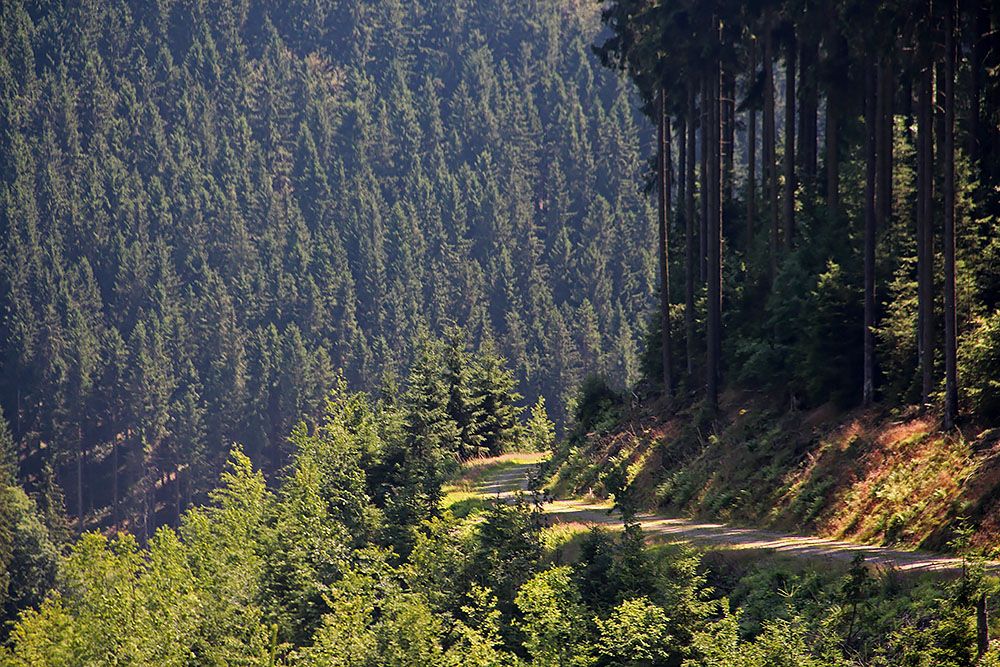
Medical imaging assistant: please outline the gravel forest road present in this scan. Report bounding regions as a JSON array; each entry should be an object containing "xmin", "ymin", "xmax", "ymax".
[{"xmin": 475, "ymin": 458, "xmax": 996, "ymax": 574}]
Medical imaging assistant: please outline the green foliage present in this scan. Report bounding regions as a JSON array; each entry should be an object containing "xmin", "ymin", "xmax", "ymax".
[
  {"xmin": 960, "ymin": 311, "xmax": 1000, "ymax": 420},
  {"xmin": 380, "ymin": 331, "xmax": 525, "ymax": 554},
  {"xmin": 2, "ymin": 391, "xmax": 997, "ymax": 665},
  {"xmin": 262, "ymin": 446, "xmax": 352, "ymax": 645},
  {"xmin": 515, "ymin": 566, "xmax": 595, "ymax": 667},
  {"xmin": 595, "ymin": 596, "xmax": 672, "ymax": 667},
  {"xmin": 524, "ymin": 397, "xmax": 557, "ymax": 454},
  {"xmin": 0, "ymin": 485, "xmax": 59, "ymax": 638},
  {"xmin": 573, "ymin": 375, "xmax": 623, "ymax": 436},
  {"xmin": 449, "ymin": 585, "xmax": 514, "ymax": 667},
  {"xmin": 472, "ymin": 499, "xmax": 543, "ymax": 613}
]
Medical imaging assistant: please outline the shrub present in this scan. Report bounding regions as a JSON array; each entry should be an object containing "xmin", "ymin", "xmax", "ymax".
[
  {"xmin": 573, "ymin": 375, "xmax": 623, "ymax": 435},
  {"xmin": 960, "ymin": 311, "xmax": 1000, "ymax": 421}
]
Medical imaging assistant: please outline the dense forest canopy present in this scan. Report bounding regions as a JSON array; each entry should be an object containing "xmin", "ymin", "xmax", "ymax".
[{"xmin": 0, "ymin": 0, "xmax": 661, "ymax": 532}]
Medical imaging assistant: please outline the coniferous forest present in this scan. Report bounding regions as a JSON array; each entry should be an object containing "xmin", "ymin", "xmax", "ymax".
[
  {"xmin": 0, "ymin": 0, "xmax": 658, "ymax": 533},
  {"xmin": 3, "ymin": 0, "xmax": 1000, "ymax": 664}
]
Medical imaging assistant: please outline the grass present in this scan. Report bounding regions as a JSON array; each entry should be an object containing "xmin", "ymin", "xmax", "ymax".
[
  {"xmin": 441, "ymin": 451, "xmax": 550, "ymax": 517},
  {"xmin": 541, "ymin": 522, "xmax": 592, "ymax": 561}
]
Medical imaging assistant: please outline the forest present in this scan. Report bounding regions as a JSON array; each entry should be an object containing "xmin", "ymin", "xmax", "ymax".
[
  {"xmin": 596, "ymin": 0, "xmax": 1000, "ymax": 426},
  {"xmin": 1, "ymin": 347, "xmax": 998, "ymax": 665},
  {"xmin": 0, "ymin": 0, "xmax": 658, "ymax": 535},
  {"xmin": 2, "ymin": 0, "xmax": 1000, "ymax": 664}
]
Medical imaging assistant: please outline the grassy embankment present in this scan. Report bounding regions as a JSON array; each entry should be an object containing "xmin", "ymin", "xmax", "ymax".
[{"xmin": 542, "ymin": 390, "xmax": 1000, "ymax": 554}]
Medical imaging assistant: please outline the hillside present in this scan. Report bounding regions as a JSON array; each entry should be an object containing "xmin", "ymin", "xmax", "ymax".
[
  {"xmin": 3, "ymin": 0, "xmax": 1000, "ymax": 663},
  {"xmin": 0, "ymin": 0, "xmax": 658, "ymax": 532},
  {"xmin": 544, "ymin": 392, "xmax": 1000, "ymax": 554}
]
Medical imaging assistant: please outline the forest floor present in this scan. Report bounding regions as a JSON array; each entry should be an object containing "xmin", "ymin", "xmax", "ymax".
[{"xmin": 470, "ymin": 456, "xmax": 999, "ymax": 575}]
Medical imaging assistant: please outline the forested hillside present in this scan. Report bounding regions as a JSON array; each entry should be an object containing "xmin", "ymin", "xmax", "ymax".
[
  {"xmin": 4, "ymin": 0, "xmax": 1000, "ymax": 662},
  {"xmin": 525, "ymin": 0, "xmax": 1000, "ymax": 554},
  {"xmin": 0, "ymin": 0, "xmax": 659, "ymax": 532}
]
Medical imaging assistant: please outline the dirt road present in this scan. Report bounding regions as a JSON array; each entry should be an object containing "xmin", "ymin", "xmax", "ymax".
[{"xmin": 474, "ymin": 458, "xmax": 996, "ymax": 574}]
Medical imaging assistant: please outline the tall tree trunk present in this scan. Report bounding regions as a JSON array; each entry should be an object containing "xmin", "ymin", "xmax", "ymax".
[
  {"xmin": 764, "ymin": 20, "xmax": 779, "ymax": 279},
  {"xmin": 686, "ymin": 87, "xmax": 697, "ymax": 379},
  {"xmin": 825, "ymin": 98, "xmax": 839, "ymax": 216},
  {"xmin": 879, "ymin": 58, "xmax": 895, "ymax": 226},
  {"xmin": 977, "ymin": 593, "xmax": 990, "ymax": 660},
  {"xmin": 918, "ymin": 57, "xmax": 935, "ymax": 408},
  {"xmin": 657, "ymin": 88, "xmax": 673, "ymax": 398},
  {"xmin": 783, "ymin": 32, "xmax": 797, "ymax": 252},
  {"xmin": 935, "ymin": 60, "xmax": 946, "ymax": 180},
  {"xmin": 707, "ymin": 52, "xmax": 722, "ymax": 413},
  {"xmin": 863, "ymin": 57, "xmax": 878, "ymax": 406},
  {"xmin": 798, "ymin": 40, "xmax": 818, "ymax": 192},
  {"xmin": 747, "ymin": 43, "xmax": 757, "ymax": 247},
  {"xmin": 700, "ymin": 77, "xmax": 709, "ymax": 283},
  {"xmin": 678, "ymin": 110, "xmax": 687, "ymax": 228},
  {"xmin": 981, "ymin": 8, "xmax": 999, "ymax": 183},
  {"xmin": 875, "ymin": 59, "xmax": 885, "ymax": 235},
  {"xmin": 175, "ymin": 464, "xmax": 182, "ymax": 527},
  {"xmin": 112, "ymin": 435, "xmax": 119, "ymax": 530},
  {"xmin": 943, "ymin": 1, "xmax": 959, "ymax": 428},
  {"xmin": 824, "ymin": 27, "xmax": 843, "ymax": 217},
  {"xmin": 723, "ymin": 68, "xmax": 735, "ymax": 206},
  {"xmin": 969, "ymin": 2, "xmax": 987, "ymax": 177},
  {"xmin": 142, "ymin": 454, "xmax": 150, "ymax": 543}
]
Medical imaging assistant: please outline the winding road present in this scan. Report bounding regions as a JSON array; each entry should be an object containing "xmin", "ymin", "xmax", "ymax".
[{"xmin": 475, "ymin": 457, "xmax": 997, "ymax": 575}]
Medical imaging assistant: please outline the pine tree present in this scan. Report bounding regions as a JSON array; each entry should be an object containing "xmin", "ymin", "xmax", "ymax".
[
  {"xmin": 443, "ymin": 327, "xmax": 487, "ymax": 459},
  {"xmin": 469, "ymin": 341, "xmax": 522, "ymax": 457},
  {"xmin": 524, "ymin": 397, "xmax": 555, "ymax": 453}
]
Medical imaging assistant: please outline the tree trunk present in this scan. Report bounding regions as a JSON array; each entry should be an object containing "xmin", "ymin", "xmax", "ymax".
[
  {"xmin": 657, "ymin": 88, "xmax": 673, "ymax": 398},
  {"xmin": 783, "ymin": 31, "xmax": 796, "ymax": 251},
  {"xmin": 969, "ymin": 2, "xmax": 987, "ymax": 177},
  {"xmin": 824, "ymin": 27, "xmax": 843, "ymax": 217},
  {"xmin": 678, "ymin": 110, "xmax": 687, "ymax": 228},
  {"xmin": 943, "ymin": 1, "xmax": 959, "ymax": 428},
  {"xmin": 175, "ymin": 464, "xmax": 182, "ymax": 526},
  {"xmin": 685, "ymin": 87, "xmax": 697, "ymax": 379},
  {"xmin": 875, "ymin": 59, "xmax": 885, "ymax": 235},
  {"xmin": 112, "ymin": 435, "xmax": 119, "ymax": 530},
  {"xmin": 935, "ymin": 60, "xmax": 946, "ymax": 180},
  {"xmin": 142, "ymin": 455, "xmax": 150, "ymax": 543},
  {"xmin": 918, "ymin": 56, "xmax": 934, "ymax": 409},
  {"xmin": 880, "ymin": 58, "xmax": 894, "ymax": 226},
  {"xmin": 723, "ymin": 68, "xmax": 735, "ymax": 207},
  {"xmin": 825, "ymin": 98, "xmax": 839, "ymax": 217},
  {"xmin": 863, "ymin": 57, "xmax": 877, "ymax": 406},
  {"xmin": 798, "ymin": 40, "xmax": 818, "ymax": 192},
  {"xmin": 982, "ymin": 9, "xmax": 999, "ymax": 184},
  {"xmin": 764, "ymin": 20, "xmax": 779, "ymax": 279},
  {"xmin": 747, "ymin": 43, "xmax": 757, "ymax": 247},
  {"xmin": 977, "ymin": 592, "xmax": 990, "ymax": 660},
  {"xmin": 700, "ymin": 77, "xmax": 709, "ymax": 283},
  {"xmin": 707, "ymin": 52, "xmax": 722, "ymax": 413}
]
